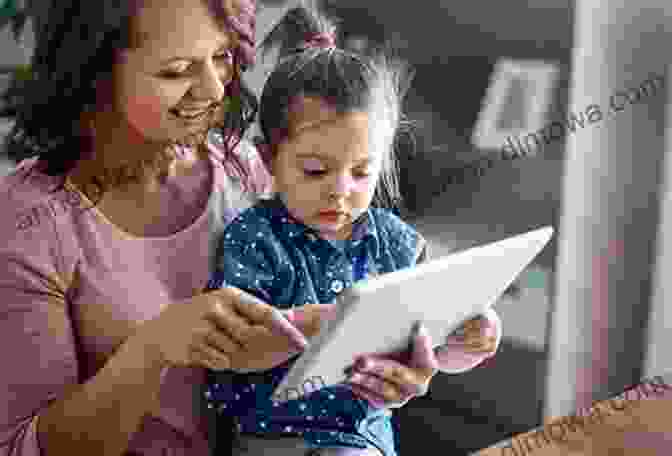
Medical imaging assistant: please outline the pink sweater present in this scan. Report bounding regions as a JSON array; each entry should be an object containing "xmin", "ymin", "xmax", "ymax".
[{"xmin": 0, "ymin": 143, "xmax": 500, "ymax": 456}]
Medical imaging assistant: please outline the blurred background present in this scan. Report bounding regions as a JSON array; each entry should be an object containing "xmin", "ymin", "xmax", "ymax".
[{"xmin": 2, "ymin": 0, "xmax": 671, "ymax": 454}]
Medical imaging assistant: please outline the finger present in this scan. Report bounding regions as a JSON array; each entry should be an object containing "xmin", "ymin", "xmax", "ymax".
[
  {"xmin": 191, "ymin": 343, "xmax": 231, "ymax": 371},
  {"xmin": 349, "ymin": 384, "xmax": 384, "ymax": 406},
  {"xmin": 207, "ymin": 292, "xmax": 257, "ymax": 348},
  {"xmin": 285, "ymin": 304, "xmax": 338, "ymax": 339},
  {"xmin": 236, "ymin": 289, "xmax": 309, "ymax": 349},
  {"xmin": 226, "ymin": 288, "xmax": 308, "ymax": 349},
  {"xmin": 356, "ymin": 358, "xmax": 429, "ymax": 396},
  {"xmin": 410, "ymin": 323, "xmax": 440, "ymax": 372},
  {"xmin": 464, "ymin": 334, "xmax": 492, "ymax": 348},
  {"xmin": 203, "ymin": 325, "xmax": 244, "ymax": 354},
  {"xmin": 348, "ymin": 383, "xmax": 387, "ymax": 409},
  {"xmin": 462, "ymin": 336, "xmax": 498, "ymax": 351},
  {"xmin": 349, "ymin": 372, "xmax": 404, "ymax": 404}
]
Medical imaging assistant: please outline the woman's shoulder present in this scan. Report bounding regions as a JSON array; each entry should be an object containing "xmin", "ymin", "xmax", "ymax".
[
  {"xmin": 0, "ymin": 158, "xmax": 74, "ymax": 235},
  {"xmin": 0, "ymin": 158, "xmax": 84, "ymax": 285}
]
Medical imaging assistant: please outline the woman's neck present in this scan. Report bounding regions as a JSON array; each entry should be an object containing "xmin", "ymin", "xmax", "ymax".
[{"xmin": 67, "ymin": 143, "xmax": 179, "ymax": 202}]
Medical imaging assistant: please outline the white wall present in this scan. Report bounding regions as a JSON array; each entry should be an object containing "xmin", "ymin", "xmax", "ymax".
[
  {"xmin": 544, "ymin": 0, "xmax": 670, "ymax": 417},
  {"xmin": 645, "ymin": 72, "xmax": 672, "ymax": 379}
]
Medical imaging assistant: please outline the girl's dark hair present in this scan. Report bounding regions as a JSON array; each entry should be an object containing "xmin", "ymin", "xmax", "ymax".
[
  {"xmin": 255, "ymin": 0, "xmax": 415, "ymax": 210},
  {"xmin": 3, "ymin": 0, "xmax": 259, "ymax": 208}
]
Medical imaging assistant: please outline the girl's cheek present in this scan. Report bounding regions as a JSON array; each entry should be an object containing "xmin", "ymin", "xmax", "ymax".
[
  {"xmin": 351, "ymin": 176, "xmax": 372, "ymax": 192},
  {"xmin": 279, "ymin": 193, "xmax": 310, "ymax": 224}
]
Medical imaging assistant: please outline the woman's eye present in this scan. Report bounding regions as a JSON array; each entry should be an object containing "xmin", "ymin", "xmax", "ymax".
[
  {"xmin": 353, "ymin": 169, "xmax": 371, "ymax": 179},
  {"xmin": 158, "ymin": 66, "xmax": 190, "ymax": 79},
  {"xmin": 214, "ymin": 50, "xmax": 234, "ymax": 62}
]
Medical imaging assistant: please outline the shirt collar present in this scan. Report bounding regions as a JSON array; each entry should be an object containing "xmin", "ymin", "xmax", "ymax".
[{"xmin": 263, "ymin": 195, "xmax": 381, "ymax": 258}]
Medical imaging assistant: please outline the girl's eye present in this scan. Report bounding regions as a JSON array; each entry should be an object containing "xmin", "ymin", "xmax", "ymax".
[
  {"xmin": 303, "ymin": 168, "xmax": 327, "ymax": 177},
  {"xmin": 353, "ymin": 169, "xmax": 371, "ymax": 179}
]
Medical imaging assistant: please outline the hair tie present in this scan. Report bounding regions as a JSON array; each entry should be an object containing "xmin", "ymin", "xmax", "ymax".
[{"xmin": 302, "ymin": 31, "xmax": 337, "ymax": 50}]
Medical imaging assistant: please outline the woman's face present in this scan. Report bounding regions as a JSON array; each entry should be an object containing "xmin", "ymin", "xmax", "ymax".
[{"xmin": 108, "ymin": 0, "xmax": 237, "ymax": 145}]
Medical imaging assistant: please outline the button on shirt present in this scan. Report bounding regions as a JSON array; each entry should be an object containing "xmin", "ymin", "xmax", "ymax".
[{"xmin": 204, "ymin": 196, "xmax": 427, "ymax": 456}]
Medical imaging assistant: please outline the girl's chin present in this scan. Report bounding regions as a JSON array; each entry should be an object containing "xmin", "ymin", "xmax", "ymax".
[{"xmin": 311, "ymin": 223, "xmax": 351, "ymax": 240}]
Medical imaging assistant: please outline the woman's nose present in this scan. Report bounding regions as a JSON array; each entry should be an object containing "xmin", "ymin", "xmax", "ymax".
[{"xmin": 191, "ymin": 60, "xmax": 228, "ymax": 101}]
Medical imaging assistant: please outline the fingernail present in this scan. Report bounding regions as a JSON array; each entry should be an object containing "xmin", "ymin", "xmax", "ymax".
[{"xmin": 323, "ymin": 304, "xmax": 338, "ymax": 320}]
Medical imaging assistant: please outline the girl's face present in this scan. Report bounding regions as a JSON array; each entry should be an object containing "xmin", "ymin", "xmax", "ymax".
[
  {"xmin": 272, "ymin": 97, "xmax": 384, "ymax": 241},
  {"xmin": 106, "ymin": 0, "xmax": 237, "ymax": 145}
]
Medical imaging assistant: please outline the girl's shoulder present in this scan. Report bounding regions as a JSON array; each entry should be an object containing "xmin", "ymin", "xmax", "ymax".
[
  {"xmin": 367, "ymin": 208, "xmax": 428, "ymax": 265},
  {"xmin": 367, "ymin": 208, "xmax": 424, "ymax": 241},
  {"xmin": 218, "ymin": 196, "xmax": 278, "ymax": 241}
]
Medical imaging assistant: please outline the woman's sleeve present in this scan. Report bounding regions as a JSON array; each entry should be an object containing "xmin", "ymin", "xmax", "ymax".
[{"xmin": 0, "ymin": 218, "xmax": 79, "ymax": 456}]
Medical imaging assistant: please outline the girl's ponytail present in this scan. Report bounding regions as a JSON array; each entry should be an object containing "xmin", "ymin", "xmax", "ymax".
[{"xmin": 260, "ymin": 1, "xmax": 339, "ymax": 60}]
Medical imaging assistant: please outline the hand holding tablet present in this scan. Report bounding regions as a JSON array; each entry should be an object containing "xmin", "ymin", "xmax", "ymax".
[{"xmin": 272, "ymin": 226, "xmax": 555, "ymax": 402}]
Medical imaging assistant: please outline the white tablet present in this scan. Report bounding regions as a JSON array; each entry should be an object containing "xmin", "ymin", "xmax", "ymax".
[{"xmin": 271, "ymin": 226, "xmax": 554, "ymax": 402}]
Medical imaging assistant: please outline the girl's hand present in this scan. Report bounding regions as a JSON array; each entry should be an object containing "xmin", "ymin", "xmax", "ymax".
[
  {"xmin": 133, "ymin": 287, "xmax": 310, "ymax": 373},
  {"xmin": 345, "ymin": 324, "xmax": 439, "ymax": 409},
  {"xmin": 434, "ymin": 310, "xmax": 501, "ymax": 373},
  {"xmin": 448, "ymin": 314, "xmax": 498, "ymax": 354}
]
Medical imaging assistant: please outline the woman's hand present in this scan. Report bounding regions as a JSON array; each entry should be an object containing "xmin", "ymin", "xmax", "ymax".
[
  {"xmin": 345, "ymin": 324, "xmax": 439, "ymax": 409},
  {"xmin": 132, "ymin": 287, "xmax": 311, "ymax": 373}
]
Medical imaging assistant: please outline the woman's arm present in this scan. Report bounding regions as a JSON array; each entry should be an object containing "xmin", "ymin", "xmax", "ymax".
[
  {"xmin": 0, "ymin": 242, "xmax": 165, "ymax": 456},
  {"xmin": 36, "ymin": 335, "xmax": 166, "ymax": 456}
]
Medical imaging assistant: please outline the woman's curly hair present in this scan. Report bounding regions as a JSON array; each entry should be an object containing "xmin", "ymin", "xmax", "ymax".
[{"xmin": 3, "ymin": 0, "xmax": 259, "ymax": 208}]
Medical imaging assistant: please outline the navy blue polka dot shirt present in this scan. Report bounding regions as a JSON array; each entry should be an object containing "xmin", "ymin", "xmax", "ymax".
[{"xmin": 203, "ymin": 195, "xmax": 427, "ymax": 456}]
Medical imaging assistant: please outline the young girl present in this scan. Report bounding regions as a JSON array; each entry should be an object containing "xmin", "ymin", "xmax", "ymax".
[{"xmin": 203, "ymin": 4, "xmax": 501, "ymax": 455}]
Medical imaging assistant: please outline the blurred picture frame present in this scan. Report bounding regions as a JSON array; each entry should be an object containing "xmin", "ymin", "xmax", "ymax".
[{"xmin": 471, "ymin": 58, "xmax": 560, "ymax": 154}]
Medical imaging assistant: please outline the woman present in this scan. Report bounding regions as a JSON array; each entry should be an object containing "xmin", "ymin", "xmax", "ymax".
[{"xmin": 0, "ymin": 1, "xmax": 493, "ymax": 456}]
